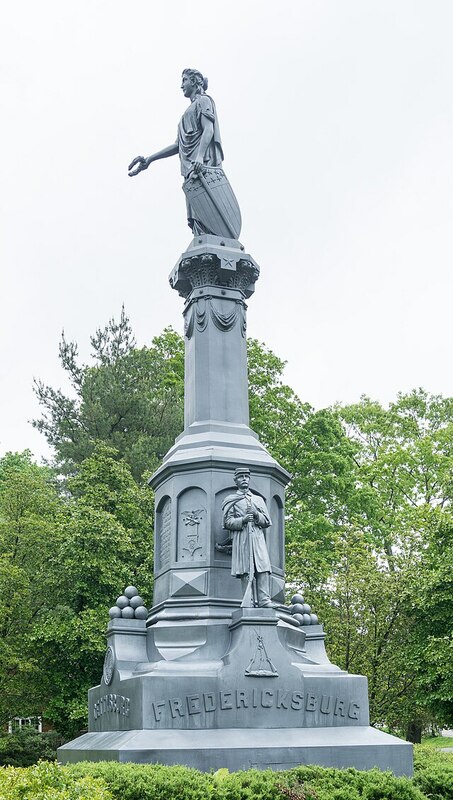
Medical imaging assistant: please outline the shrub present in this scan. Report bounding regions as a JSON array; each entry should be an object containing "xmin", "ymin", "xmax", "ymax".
[
  {"xmin": 65, "ymin": 761, "xmax": 214, "ymax": 800},
  {"xmin": 413, "ymin": 745, "xmax": 453, "ymax": 800},
  {"xmin": 0, "ymin": 759, "xmax": 111, "ymax": 800},
  {"xmin": 0, "ymin": 728, "xmax": 64, "ymax": 767}
]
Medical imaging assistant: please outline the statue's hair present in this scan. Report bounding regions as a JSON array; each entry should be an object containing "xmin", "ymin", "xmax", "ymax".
[{"xmin": 182, "ymin": 68, "xmax": 208, "ymax": 93}]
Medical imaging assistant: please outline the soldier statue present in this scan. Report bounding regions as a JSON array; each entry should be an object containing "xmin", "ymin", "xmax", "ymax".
[
  {"xmin": 128, "ymin": 68, "xmax": 241, "ymax": 239},
  {"xmin": 222, "ymin": 467, "xmax": 277, "ymax": 608}
]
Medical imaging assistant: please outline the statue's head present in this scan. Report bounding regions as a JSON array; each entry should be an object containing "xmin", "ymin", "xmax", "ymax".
[
  {"xmin": 234, "ymin": 466, "xmax": 250, "ymax": 491},
  {"xmin": 181, "ymin": 68, "xmax": 208, "ymax": 97}
]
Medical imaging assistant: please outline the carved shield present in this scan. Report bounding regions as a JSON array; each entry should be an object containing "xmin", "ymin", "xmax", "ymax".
[{"xmin": 183, "ymin": 167, "xmax": 242, "ymax": 240}]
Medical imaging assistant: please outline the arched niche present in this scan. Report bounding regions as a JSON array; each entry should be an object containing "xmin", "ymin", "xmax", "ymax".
[
  {"xmin": 269, "ymin": 494, "xmax": 284, "ymax": 571},
  {"xmin": 176, "ymin": 486, "xmax": 207, "ymax": 562}
]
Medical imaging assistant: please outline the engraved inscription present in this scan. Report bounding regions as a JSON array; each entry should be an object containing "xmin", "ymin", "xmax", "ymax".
[
  {"xmin": 93, "ymin": 693, "xmax": 130, "ymax": 720},
  {"xmin": 156, "ymin": 498, "xmax": 171, "ymax": 571},
  {"xmin": 150, "ymin": 689, "xmax": 361, "ymax": 724}
]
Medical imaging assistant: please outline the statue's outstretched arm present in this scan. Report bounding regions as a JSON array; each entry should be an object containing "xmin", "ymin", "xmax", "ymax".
[{"xmin": 128, "ymin": 141, "xmax": 179, "ymax": 177}]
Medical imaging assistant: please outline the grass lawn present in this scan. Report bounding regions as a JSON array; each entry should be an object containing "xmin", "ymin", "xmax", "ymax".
[{"xmin": 421, "ymin": 735, "xmax": 453, "ymax": 748}]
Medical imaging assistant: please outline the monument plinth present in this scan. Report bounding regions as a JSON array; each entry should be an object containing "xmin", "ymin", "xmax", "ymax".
[{"xmin": 58, "ymin": 68, "xmax": 412, "ymax": 775}]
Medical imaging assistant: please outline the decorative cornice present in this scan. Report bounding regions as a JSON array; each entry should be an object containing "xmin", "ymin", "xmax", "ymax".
[{"xmin": 170, "ymin": 251, "xmax": 260, "ymax": 299}]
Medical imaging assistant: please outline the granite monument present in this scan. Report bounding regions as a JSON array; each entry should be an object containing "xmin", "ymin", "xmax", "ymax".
[{"xmin": 59, "ymin": 69, "xmax": 413, "ymax": 775}]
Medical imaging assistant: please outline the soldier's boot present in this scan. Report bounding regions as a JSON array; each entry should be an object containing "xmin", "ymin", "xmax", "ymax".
[{"xmin": 256, "ymin": 572, "xmax": 278, "ymax": 608}]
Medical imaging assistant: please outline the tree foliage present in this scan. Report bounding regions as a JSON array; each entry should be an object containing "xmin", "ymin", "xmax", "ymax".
[{"xmin": 33, "ymin": 308, "xmax": 184, "ymax": 481}]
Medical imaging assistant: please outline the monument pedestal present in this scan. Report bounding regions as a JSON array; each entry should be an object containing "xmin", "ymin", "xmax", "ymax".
[
  {"xmin": 58, "ymin": 236, "xmax": 412, "ymax": 775},
  {"xmin": 59, "ymin": 610, "xmax": 412, "ymax": 774}
]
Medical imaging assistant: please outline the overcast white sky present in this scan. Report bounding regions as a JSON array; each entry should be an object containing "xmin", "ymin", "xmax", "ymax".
[{"xmin": 1, "ymin": 1, "xmax": 452, "ymax": 462}]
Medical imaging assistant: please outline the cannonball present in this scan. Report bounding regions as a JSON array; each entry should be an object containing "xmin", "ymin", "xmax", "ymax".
[
  {"xmin": 116, "ymin": 595, "xmax": 130, "ymax": 608},
  {"xmin": 302, "ymin": 604, "xmax": 312, "ymax": 615},
  {"xmin": 293, "ymin": 613, "xmax": 304, "ymax": 625},
  {"xmin": 121, "ymin": 606, "xmax": 135, "ymax": 619},
  {"xmin": 291, "ymin": 594, "xmax": 305, "ymax": 605},
  {"xmin": 129, "ymin": 595, "xmax": 144, "ymax": 609},
  {"xmin": 134, "ymin": 606, "xmax": 148, "ymax": 620},
  {"xmin": 124, "ymin": 586, "xmax": 139, "ymax": 599},
  {"xmin": 302, "ymin": 613, "xmax": 312, "ymax": 625},
  {"xmin": 310, "ymin": 613, "xmax": 319, "ymax": 625},
  {"xmin": 109, "ymin": 606, "xmax": 121, "ymax": 619},
  {"xmin": 291, "ymin": 603, "xmax": 305, "ymax": 615}
]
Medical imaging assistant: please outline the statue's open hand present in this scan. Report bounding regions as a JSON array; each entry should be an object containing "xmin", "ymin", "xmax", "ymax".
[{"xmin": 128, "ymin": 156, "xmax": 148, "ymax": 177}]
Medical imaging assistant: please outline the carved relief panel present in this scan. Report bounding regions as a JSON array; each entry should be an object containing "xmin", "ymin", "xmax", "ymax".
[{"xmin": 176, "ymin": 487, "xmax": 207, "ymax": 562}]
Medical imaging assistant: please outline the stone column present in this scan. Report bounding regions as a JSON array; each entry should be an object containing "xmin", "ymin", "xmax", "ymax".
[{"xmin": 149, "ymin": 235, "xmax": 290, "ymax": 618}]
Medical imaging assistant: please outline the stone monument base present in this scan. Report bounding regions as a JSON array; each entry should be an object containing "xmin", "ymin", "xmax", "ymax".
[
  {"xmin": 58, "ymin": 726, "xmax": 411, "ymax": 775},
  {"xmin": 58, "ymin": 609, "xmax": 413, "ymax": 775}
]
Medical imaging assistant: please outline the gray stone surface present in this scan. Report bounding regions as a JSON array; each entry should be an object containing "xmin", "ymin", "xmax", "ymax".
[
  {"xmin": 59, "ymin": 233, "xmax": 413, "ymax": 775},
  {"xmin": 58, "ymin": 727, "xmax": 412, "ymax": 774}
]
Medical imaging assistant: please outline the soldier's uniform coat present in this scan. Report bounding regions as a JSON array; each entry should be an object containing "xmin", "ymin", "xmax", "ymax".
[{"xmin": 222, "ymin": 490, "xmax": 272, "ymax": 577}]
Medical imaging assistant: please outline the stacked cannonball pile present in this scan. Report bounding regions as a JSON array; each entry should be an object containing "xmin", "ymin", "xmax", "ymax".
[
  {"xmin": 108, "ymin": 586, "xmax": 147, "ymax": 620},
  {"xmin": 289, "ymin": 593, "xmax": 318, "ymax": 626}
]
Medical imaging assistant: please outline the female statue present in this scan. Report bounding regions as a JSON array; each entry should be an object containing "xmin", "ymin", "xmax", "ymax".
[{"xmin": 128, "ymin": 69, "xmax": 241, "ymax": 239}]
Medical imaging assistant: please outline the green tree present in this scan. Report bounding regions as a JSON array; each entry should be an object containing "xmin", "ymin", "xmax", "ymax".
[
  {"xmin": 33, "ymin": 308, "xmax": 184, "ymax": 481},
  {"xmin": 0, "ymin": 445, "xmax": 154, "ymax": 737},
  {"xmin": 315, "ymin": 390, "xmax": 453, "ymax": 737},
  {"xmin": 30, "ymin": 442, "xmax": 154, "ymax": 737},
  {"xmin": 0, "ymin": 452, "xmax": 63, "ymax": 726}
]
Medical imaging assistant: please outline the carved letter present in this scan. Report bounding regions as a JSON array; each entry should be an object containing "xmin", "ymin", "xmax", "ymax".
[
  {"xmin": 334, "ymin": 698, "xmax": 345, "ymax": 717},
  {"xmin": 320, "ymin": 695, "xmax": 333, "ymax": 714},
  {"xmin": 170, "ymin": 697, "xmax": 185, "ymax": 718},
  {"xmin": 124, "ymin": 697, "xmax": 130, "ymax": 717},
  {"xmin": 261, "ymin": 690, "xmax": 273, "ymax": 708},
  {"xmin": 306, "ymin": 693, "xmax": 317, "ymax": 712},
  {"xmin": 187, "ymin": 695, "xmax": 201, "ymax": 715},
  {"xmin": 220, "ymin": 691, "xmax": 233, "ymax": 710},
  {"xmin": 348, "ymin": 702, "xmax": 360, "ymax": 720},
  {"xmin": 277, "ymin": 690, "xmax": 290, "ymax": 709},
  {"xmin": 203, "ymin": 692, "xmax": 216, "ymax": 712},
  {"xmin": 236, "ymin": 690, "xmax": 249, "ymax": 708},
  {"xmin": 291, "ymin": 691, "xmax": 304, "ymax": 710},
  {"xmin": 152, "ymin": 701, "xmax": 166, "ymax": 722},
  {"xmin": 252, "ymin": 689, "xmax": 259, "ymax": 708}
]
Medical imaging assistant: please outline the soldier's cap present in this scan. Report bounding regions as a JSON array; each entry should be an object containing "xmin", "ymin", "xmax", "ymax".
[{"xmin": 234, "ymin": 466, "xmax": 250, "ymax": 478}]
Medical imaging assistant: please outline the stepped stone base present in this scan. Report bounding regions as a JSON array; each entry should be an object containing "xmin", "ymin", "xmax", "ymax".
[
  {"xmin": 58, "ymin": 610, "xmax": 413, "ymax": 775},
  {"xmin": 58, "ymin": 726, "xmax": 412, "ymax": 775}
]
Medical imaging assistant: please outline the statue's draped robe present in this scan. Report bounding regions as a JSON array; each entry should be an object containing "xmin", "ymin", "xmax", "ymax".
[
  {"xmin": 222, "ymin": 490, "xmax": 272, "ymax": 577},
  {"xmin": 177, "ymin": 94, "xmax": 224, "ymax": 234}
]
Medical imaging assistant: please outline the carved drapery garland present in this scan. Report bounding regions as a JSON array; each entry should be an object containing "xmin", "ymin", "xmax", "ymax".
[{"xmin": 184, "ymin": 296, "xmax": 247, "ymax": 339}]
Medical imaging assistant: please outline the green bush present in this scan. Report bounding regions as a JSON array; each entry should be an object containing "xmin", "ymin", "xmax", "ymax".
[
  {"xmin": 65, "ymin": 761, "xmax": 426, "ymax": 800},
  {"xmin": 0, "ymin": 728, "xmax": 64, "ymax": 767},
  {"xmin": 66, "ymin": 761, "xmax": 214, "ymax": 800},
  {"xmin": 4, "ymin": 750, "xmax": 453, "ymax": 800},
  {"xmin": 0, "ymin": 759, "xmax": 111, "ymax": 800},
  {"xmin": 281, "ymin": 765, "xmax": 425, "ymax": 800},
  {"xmin": 413, "ymin": 745, "xmax": 453, "ymax": 800}
]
